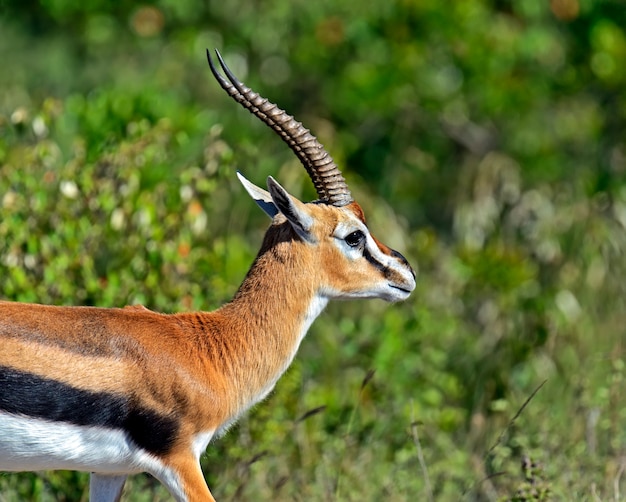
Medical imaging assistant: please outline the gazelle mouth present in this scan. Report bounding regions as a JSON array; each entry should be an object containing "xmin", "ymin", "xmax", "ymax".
[{"xmin": 389, "ymin": 284, "xmax": 412, "ymax": 294}]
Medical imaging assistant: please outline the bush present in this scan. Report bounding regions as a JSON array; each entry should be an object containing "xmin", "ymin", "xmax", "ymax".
[{"xmin": 1, "ymin": 0, "xmax": 626, "ymax": 500}]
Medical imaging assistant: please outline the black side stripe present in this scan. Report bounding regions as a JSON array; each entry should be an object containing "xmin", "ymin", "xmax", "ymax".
[{"xmin": 0, "ymin": 366, "xmax": 178, "ymax": 456}]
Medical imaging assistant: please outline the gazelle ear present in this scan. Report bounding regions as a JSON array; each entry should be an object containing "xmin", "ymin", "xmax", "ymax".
[
  {"xmin": 237, "ymin": 171, "xmax": 279, "ymax": 218},
  {"xmin": 266, "ymin": 176, "xmax": 315, "ymax": 242}
]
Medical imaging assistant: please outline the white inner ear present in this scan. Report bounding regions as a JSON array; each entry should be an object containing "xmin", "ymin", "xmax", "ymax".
[{"xmin": 237, "ymin": 171, "xmax": 279, "ymax": 218}]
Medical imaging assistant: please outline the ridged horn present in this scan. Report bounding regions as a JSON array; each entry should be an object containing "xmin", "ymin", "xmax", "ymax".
[{"xmin": 206, "ymin": 48, "xmax": 353, "ymax": 207}]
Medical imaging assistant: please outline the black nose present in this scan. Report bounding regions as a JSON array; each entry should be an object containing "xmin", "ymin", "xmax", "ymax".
[{"xmin": 391, "ymin": 249, "xmax": 416, "ymax": 279}]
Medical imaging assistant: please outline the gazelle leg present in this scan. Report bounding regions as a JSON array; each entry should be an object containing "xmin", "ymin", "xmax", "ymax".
[
  {"xmin": 89, "ymin": 473, "xmax": 127, "ymax": 502},
  {"xmin": 155, "ymin": 457, "xmax": 216, "ymax": 502}
]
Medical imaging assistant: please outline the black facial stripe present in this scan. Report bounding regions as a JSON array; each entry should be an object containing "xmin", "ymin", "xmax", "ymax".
[
  {"xmin": 0, "ymin": 366, "xmax": 178, "ymax": 456},
  {"xmin": 363, "ymin": 247, "xmax": 388, "ymax": 275}
]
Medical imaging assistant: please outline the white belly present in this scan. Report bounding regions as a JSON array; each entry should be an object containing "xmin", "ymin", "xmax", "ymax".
[{"xmin": 0, "ymin": 411, "xmax": 153, "ymax": 474}]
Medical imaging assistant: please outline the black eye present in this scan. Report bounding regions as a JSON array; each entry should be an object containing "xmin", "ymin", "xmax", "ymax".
[{"xmin": 345, "ymin": 230, "xmax": 365, "ymax": 248}]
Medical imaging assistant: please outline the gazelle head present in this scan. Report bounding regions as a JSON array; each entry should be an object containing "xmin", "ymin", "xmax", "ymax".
[{"xmin": 208, "ymin": 50, "xmax": 416, "ymax": 302}]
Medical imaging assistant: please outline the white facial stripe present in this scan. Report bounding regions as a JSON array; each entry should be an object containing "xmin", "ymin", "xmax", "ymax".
[
  {"xmin": 333, "ymin": 216, "xmax": 368, "ymax": 241},
  {"xmin": 367, "ymin": 236, "xmax": 416, "ymax": 290},
  {"xmin": 332, "ymin": 212, "xmax": 416, "ymax": 301},
  {"xmin": 334, "ymin": 216, "xmax": 389, "ymax": 266}
]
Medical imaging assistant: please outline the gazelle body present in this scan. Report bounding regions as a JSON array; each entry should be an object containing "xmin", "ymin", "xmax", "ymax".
[{"xmin": 0, "ymin": 50, "xmax": 415, "ymax": 501}]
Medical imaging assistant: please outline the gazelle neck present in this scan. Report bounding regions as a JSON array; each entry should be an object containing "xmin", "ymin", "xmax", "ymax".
[{"xmin": 210, "ymin": 223, "xmax": 328, "ymax": 412}]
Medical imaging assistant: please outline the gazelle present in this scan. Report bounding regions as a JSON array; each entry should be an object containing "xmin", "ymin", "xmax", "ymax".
[{"xmin": 0, "ymin": 49, "xmax": 416, "ymax": 501}]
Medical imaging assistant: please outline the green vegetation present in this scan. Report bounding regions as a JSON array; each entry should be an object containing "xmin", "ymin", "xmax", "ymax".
[{"xmin": 1, "ymin": 0, "xmax": 625, "ymax": 500}]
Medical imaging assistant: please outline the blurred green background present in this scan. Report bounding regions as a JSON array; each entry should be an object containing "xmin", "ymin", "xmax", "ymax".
[{"xmin": 1, "ymin": 0, "xmax": 625, "ymax": 500}]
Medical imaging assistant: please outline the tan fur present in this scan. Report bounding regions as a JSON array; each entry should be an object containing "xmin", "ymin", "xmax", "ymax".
[
  {"xmin": 0, "ymin": 190, "xmax": 414, "ymax": 501},
  {"xmin": 1, "ymin": 51, "xmax": 416, "ymax": 500}
]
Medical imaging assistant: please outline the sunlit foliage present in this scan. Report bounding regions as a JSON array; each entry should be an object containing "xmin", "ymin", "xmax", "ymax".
[{"xmin": 1, "ymin": 0, "xmax": 625, "ymax": 500}]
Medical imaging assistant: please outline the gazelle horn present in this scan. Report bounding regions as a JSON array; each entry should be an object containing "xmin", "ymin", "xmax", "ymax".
[{"xmin": 207, "ymin": 49, "xmax": 353, "ymax": 207}]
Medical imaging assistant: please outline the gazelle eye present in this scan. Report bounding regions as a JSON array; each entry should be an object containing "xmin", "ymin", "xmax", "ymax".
[{"xmin": 345, "ymin": 230, "xmax": 365, "ymax": 248}]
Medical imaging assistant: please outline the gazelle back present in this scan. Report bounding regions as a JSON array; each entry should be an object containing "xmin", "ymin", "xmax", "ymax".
[{"xmin": 0, "ymin": 49, "xmax": 416, "ymax": 502}]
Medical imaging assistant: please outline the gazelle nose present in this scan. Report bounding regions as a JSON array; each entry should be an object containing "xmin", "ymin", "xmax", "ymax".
[{"xmin": 391, "ymin": 249, "xmax": 416, "ymax": 279}]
